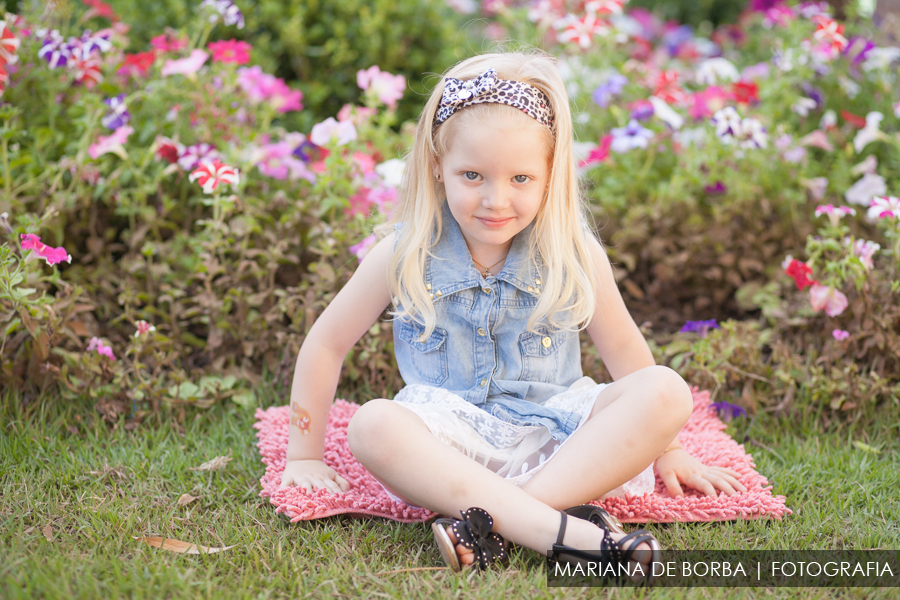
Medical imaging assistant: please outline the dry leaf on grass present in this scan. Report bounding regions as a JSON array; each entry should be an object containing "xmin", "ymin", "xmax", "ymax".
[
  {"xmin": 136, "ymin": 536, "xmax": 236, "ymax": 554},
  {"xmin": 177, "ymin": 493, "xmax": 199, "ymax": 506},
  {"xmin": 42, "ymin": 524, "xmax": 53, "ymax": 542},
  {"xmin": 189, "ymin": 455, "xmax": 232, "ymax": 472}
]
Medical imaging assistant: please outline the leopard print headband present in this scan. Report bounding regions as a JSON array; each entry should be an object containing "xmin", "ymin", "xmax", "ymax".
[{"xmin": 433, "ymin": 68, "xmax": 555, "ymax": 130}]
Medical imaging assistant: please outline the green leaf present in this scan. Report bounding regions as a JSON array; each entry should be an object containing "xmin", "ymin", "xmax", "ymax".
[
  {"xmin": 231, "ymin": 390, "xmax": 257, "ymax": 409},
  {"xmin": 852, "ymin": 441, "xmax": 881, "ymax": 455}
]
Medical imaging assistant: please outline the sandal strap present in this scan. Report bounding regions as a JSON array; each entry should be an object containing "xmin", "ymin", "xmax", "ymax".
[
  {"xmin": 617, "ymin": 530, "xmax": 657, "ymax": 561},
  {"xmin": 556, "ymin": 511, "xmax": 567, "ymax": 547}
]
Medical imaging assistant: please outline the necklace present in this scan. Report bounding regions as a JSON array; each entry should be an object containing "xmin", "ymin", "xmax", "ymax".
[{"xmin": 471, "ymin": 256, "xmax": 507, "ymax": 278}]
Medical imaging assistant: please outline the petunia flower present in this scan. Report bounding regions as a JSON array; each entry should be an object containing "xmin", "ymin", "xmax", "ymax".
[
  {"xmin": 37, "ymin": 30, "xmax": 71, "ymax": 69},
  {"xmin": 592, "ymin": 73, "xmax": 627, "ymax": 108},
  {"xmin": 161, "ymin": 49, "xmax": 208, "ymax": 77},
  {"xmin": 791, "ymin": 97, "xmax": 817, "ymax": 117},
  {"xmin": 357, "ymin": 65, "xmax": 406, "ymax": 108},
  {"xmin": 200, "ymin": 0, "xmax": 245, "ymax": 29},
  {"xmin": 87, "ymin": 337, "xmax": 116, "ymax": 361},
  {"xmin": 852, "ymin": 112, "xmax": 884, "ymax": 153},
  {"xmin": 0, "ymin": 19, "xmax": 21, "ymax": 66},
  {"xmin": 711, "ymin": 401, "xmax": 746, "ymax": 422},
  {"xmin": 153, "ymin": 136, "xmax": 183, "ymax": 164},
  {"xmin": 310, "ymin": 117, "xmax": 357, "ymax": 147},
  {"xmin": 819, "ymin": 109, "xmax": 837, "ymax": 130},
  {"xmin": 207, "ymin": 39, "xmax": 251, "ymax": 65},
  {"xmin": 687, "ymin": 86, "xmax": 732, "ymax": 120},
  {"xmin": 628, "ymin": 99, "xmax": 654, "ymax": 121},
  {"xmin": 177, "ymin": 143, "xmax": 219, "ymax": 171},
  {"xmin": 88, "ymin": 124, "xmax": 133, "ymax": 160},
  {"xmin": 704, "ymin": 181, "xmax": 726, "ymax": 195},
  {"xmin": 695, "ymin": 57, "xmax": 738, "ymax": 85},
  {"xmin": 862, "ymin": 47, "xmax": 900, "ymax": 72},
  {"xmin": 101, "ymin": 94, "xmax": 130, "ymax": 130},
  {"xmin": 731, "ymin": 80, "xmax": 758, "ymax": 104},
  {"xmin": 374, "ymin": 158, "xmax": 406, "ymax": 188},
  {"xmin": 812, "ymin": 15, "xmax": 848, "ymax": 54},
  {"xmin": 809, "ymin": 283, "xmax": 848, "ymax": 316},
  {"xmin": 868, "ymin": 196, "xmax": 900, "ymax": 220},
  {"xmin": 557, "ymin": 12, "xmax": 610, "ymax": 49},
  {"xmin": 252, "ymin": 140, "xmax": 315, "ymax": 183},
  {"xmin": 82, "ymin": 0, "xmax": 120, "ymax": 22},
  {"xmin": 800, "ymin": 177, "xmax": 828, "ymax": 201},
  {"xmin": 578, "ymin": 134, "xmax": 613, "ymax": 168},
  {"xmin": 20, "ymin": 233, "xmax": 72, "ymax": 265},
  {"xmin": 845, "ymin": 238, "xmax": 880, "ymax": 270},
  {"xmin": 648, "ymin": 96, "xmax": 683, "ymax": 130},
  {"xmin": 832, "ymin": 329, "xmax": 849, "ymax": 340},
  {"xmin": 189, "ymin": 159, "xmax": 240, "ymax": 194},
  {"xmin": 852, "ymin": 155, "xmax": 878, "ymax": 177},
  {"xmin": 134, "ymin": 320, "xmax": 156, "ymax": 338},
  {"xmin": 610, "ymin": 120, "xmax": 653, "ymax": 153},
  {"xmin": 814, "ymin": 204, "xmax": 855, "ymax": 227},
  {"xmin": 150, "ymin": 33, "xmax": 187, "ymax": 53},
  {"xmin": 680, "ymin": 319, "xmax": 719, "ymax": 337},
  {"xmin": 783, "ymin": 257, "xmax": 817, "ymax": 290},
  {"xmin": 235, "ymin": 66, "xmax": 302, "ymax": 113},
  {"xmin": 799, "ymin": 129, "xmax": 833, "ymax": 151},
  {"xmin": 350, "ymin": 233, "xmax": 378, "ymax": 262},
  {"xmin": 117, "ymin": 51, "xmax": 155, "ymax": 78},
  {"xmin": 651, "ymin": 70, "xmax": 686, "ymax": 105},
  {"xmin": 845, "ymin": 174, "xmax": 886, "ymax": 206}
]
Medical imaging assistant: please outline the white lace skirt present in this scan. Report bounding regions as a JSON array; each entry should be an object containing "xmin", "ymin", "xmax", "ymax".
[{"xmin": 384, "ymin": 376, "xmax": 656, "ymax": 504}]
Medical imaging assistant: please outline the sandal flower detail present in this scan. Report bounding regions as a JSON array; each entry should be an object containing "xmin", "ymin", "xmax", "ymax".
[{"xmin": 431, "ymin": 507, "xmax": 507, "ymax": 571}]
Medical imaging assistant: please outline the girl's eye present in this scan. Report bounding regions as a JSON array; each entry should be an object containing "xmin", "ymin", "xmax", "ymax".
[
  {"xmin": 513, "ymin": 175, "xmax": 529, "ymax": 184},
  {"xmin": 464, "ymin": 172, "xmax": 479, "ymax": 181}
]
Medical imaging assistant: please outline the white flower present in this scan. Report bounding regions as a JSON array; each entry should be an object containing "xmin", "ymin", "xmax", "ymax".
[
  {"xmin": 838, "ymin": 75, "xmax": 860, "ymax": 99},
  {"xmin": 820, "ymin": 109, "xmax": 837, "ymax": 130},
  {"xmin": 850, "ymin": 155, "xmax": 878, "ymax": 177},
  {"xmin": 374, "ymin": 158, "xmax": 406, "ymax": 188},
  {"xmin": 861, "ymin": 47, "xmax": 900, "ymax": 72},
  {"xmin": 446, "ymin": 0, "xmax": 478, "ymax": 14},
  {"xmin": 673, "ymin": 127, "xmax": 707, "ymax": 148},
  {"xmin": 648, "ymin": 96, "xmax": 683, "ymax": 130},
  {"xmin": 791, "ymin": 97, "xmax": 817, "ymax": 117},
  {"xmin": 853, "ymin": 111, "xmax": 884, "ymax": 153},
  {"xmin": 310, "ymin": 117, "xmax": 357, "ymax": 147},
  {"xmin": 867, "ymin": 196, "xmax": 900, "ymax": 219},
  {"xmin": 845, "ymin": 173, "xmax": 886, "ymax": 206},
  {"xmin": 695, "ymin": 58, "xmax": 739, "ymax": 86}
]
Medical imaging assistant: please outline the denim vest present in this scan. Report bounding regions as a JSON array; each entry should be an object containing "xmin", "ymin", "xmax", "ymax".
[{"xmin": 392, "ymin": 202, "xmax": 584, "ymax": 441}]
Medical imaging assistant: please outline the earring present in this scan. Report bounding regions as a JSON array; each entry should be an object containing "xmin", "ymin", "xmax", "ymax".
[{"xmin": 434, "ymin": 173, "xmax": 442, "ymax": 182}]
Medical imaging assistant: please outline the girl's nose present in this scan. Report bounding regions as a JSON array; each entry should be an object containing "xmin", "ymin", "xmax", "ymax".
[{"xmin": 481, "ymin": 183, "xmax": 511, "ymax": 209}]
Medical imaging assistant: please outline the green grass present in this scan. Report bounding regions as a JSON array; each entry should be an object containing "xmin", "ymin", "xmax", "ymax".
[{"xmin": 1, "ymin": 378, "xmax": 898, "ymax": 600}]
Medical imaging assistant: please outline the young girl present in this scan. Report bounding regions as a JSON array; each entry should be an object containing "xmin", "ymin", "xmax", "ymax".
[{"xmin": 280, "ymin": 50, "xmax": 745, "ymax": 576}]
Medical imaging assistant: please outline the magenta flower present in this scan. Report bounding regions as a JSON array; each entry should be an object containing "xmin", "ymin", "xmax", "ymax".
[
  {"xmin": 150, "ymin": 33, "xmax": 188, "ymax": 53},
  {"xmin": 809, "ymin": 283, "xmax": 849, "ymax": 317},
  {"xmin": 236, "ymin": 66, "xmax": 302, "ymax": 113},
  {"xmin": 357, "ymin": 65, "xmax": 406, "ymax": 108},
  {"xmin": 207, "ymin": 39, "xmax": 251, "ymax": 64},
  {"xmin": 161, "ymin": 49, "xmax": 208, "ymax": 77},
  {"xmin": 87, "ymin": 337, "xmax": 116, "ymax": 361},
  {"xmin": 20, "ymin": 233, "xmax": 72, "ymax": 265},
  {"xmin": 88, "ymin": 124, "xmax": 133, "ymax": 160},
  {"xmin": 253, "ymin": 140, "xmax": 315, "ymax": 182},
  {"xmin": 832, "ymin": 329, "xmax": 849, "ymax": 340}
]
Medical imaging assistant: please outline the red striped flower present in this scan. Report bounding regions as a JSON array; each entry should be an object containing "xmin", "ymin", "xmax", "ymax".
[
  {"xmin": 812, "ymin": 15, "xmax": 848, "ymax": 53},
  {"xmin": 189, "ymin": 159, "xmax": 240, "ymax": 194}
]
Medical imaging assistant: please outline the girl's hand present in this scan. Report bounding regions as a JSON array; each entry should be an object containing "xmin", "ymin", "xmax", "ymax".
[
  {"xmin": 280, "ymin": 459, "xmax": 350, "ymax": 494},
  {"xmin": 655, "ymin": 449, "xmax": 746, "ymax": 498}
]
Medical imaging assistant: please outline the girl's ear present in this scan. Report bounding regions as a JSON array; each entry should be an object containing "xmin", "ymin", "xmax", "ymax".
[{"xmin": 431, "ymin": 158, "xmax": 442, "ymax": 181}]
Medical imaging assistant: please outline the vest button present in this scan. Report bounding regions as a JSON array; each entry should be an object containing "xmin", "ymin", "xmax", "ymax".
[
  {"xmin": 482, "ymin": 287, "xmax": 491, "ymax": 294},
  {"xmin": 542, "ymin": 336, "xmax": 552, "ymax": 348},
  {"xmin": 477, "ymin": 328, "xmax": 486, "ymax": 336},
  {"xmin": 480, "ymin": 379, "xmax": 487, "ymax": 387}
]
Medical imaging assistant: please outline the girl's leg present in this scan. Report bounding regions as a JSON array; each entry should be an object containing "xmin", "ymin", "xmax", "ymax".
[
  {"xmin": 346, "ymin": 398, "xmax": 644, "ymax": 565},
  {"xmin": 519, "ymin": 365, "xmax": 694, "ymax": 507}
]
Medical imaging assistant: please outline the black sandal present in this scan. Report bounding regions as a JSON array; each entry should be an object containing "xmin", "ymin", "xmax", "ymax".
[
  {"xmin": 549, "ymin": 510, "xmax": 662, "ymax": 585},
  {"xmin": 563, "ymin": 504, "xmax": 625, "ymax": 535},
  {"xmin": 431, "ymin": 507, "xmax": 507, "ymax": 572}
]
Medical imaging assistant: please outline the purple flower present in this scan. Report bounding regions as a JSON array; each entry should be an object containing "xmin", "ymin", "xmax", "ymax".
[
  {"xmin": 37, "ymin": 29, "xmax": 71, "ymax": 69},
  {"xmin": 663, "ymin": 24, "xmax": 693, "ymax": 56},
  {"xmin": 704, "ymin": 181, "xmax": 727, "ymax": 195},
  {"xmin": 77, "ymin": 30, "xmax": 112, "ymax": 55},
  {"xmin": 200, "ymin": 0, "xmax": 245, "ymax": 29},
  {"xmin": 629, "ymin": 101, "xmax": 654, "ymax": 121},
  {"xmin": 592, "ymin": 73, "xmax": 627, "ymax": 108},
  {"xmin": 101, "ymin": 94, "xmax": 130, "ymax": 130},
  {"xmin": 843, "ymin": 37, "xmax": 876, "ymax": 69},
  {"xmin": 610, "ymin": 120, "xmax": 653, "ymax": 153},
  {"xmin": 177, "ymin": 143, "xmax": 219, "ymax": 171},
  {"xmin": 680, "ymin": 319, "xmax": 719, "ymax": 337},
  {"xmin": 711, "ymin": 401, "xmax": 746, "ymax": 422},
  {"xmin": 800, "ymin": 82, "xmax": 824, "ymax": 108}
]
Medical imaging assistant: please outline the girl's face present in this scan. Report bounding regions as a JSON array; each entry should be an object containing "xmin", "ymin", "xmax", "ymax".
[{"xmin": 436, "ymin": 119, "xmax": 550, "ymax": 262}]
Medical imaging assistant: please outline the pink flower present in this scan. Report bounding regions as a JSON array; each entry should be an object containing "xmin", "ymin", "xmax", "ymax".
[
  {"xmin": 809, "ymin": 283, "xmax": 849, "ymax": 317},
  {"xmin": 150, "ymin": 33, "xmax": 187, "ymax": 53},
  {"xmin": 353, "ymin": 152, "xmax": 376, "ymax": 175},
  {"xmin": 356, "ymin": 65, "xmax": 406, "ymax": 108},
  {"xmin": 337, "ymin": 103, "xmax": 376, "ymax": 125},
  {"xmin": 189, "ymin": 159, "xmax": 240, "ymax": 194},
  {"xmin": 265, "ymin": 78, "xmax": 303, "ymax": 113},
  {"xmin": 161, "ymin": 49, "xmax": 208, "ymax": 77},
  {"xmin": 832, "ymin": 329, "xmax": 849, "ymax": 340},
  {"xmin": 814, "ymin": 204, "xmax": 856, "ymax": 227},
  {"xmin": 253, "ymin": 141, "xmax": 315, "ymax": 183},
  {"xmin": 310, "ymin": 117, "xmax": 357, "ymax": 147},
  {"xmin": 846, "ymin": 238, "xmax": 880, "ymax": 270},
  {"xmin": 688, "ymin": 86, "xmax": 733, "ymax": 120},
  {"xmin": 87, "ymin": 337, "xmax": 116, "ymax": 361},
  {"xmin": 20, "ymin": 233, "xmax": 72, "ymax": 265},
  {"xmin": 207, "ymin": 39, "xmax": 251, "ymax": 64},
  {"xmin": 88, "ymin": 124, "xmax": 133, "ymax": 160},
  {"xmin": 800, "ymin": 177, "xmax": 828, "ymax": 201},
  {"xmin": 235, "ymin": 66, "xmax": 302, "ymax": 113},
  {"xmin": 579, "ymin": 134, "xmax": 613, "ymax": 167},
  {"xmin": 868, "ymin": 196, "xmax": 900, "ymax": 219},
  {"xmin": 134, "ymin": 320, "xmax": 156, "ymax": 338},
  {"xmin": 349, "ymin": 233, "xmax": 377, "ymax": 261}
]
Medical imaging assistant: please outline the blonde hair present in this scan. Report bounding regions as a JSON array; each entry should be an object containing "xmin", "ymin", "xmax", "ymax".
[{"xmin": 376, "ymin": 50, "xmax": 598, "ymax": 337}]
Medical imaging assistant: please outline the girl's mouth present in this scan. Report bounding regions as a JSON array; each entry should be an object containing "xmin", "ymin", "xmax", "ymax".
[{"xmin": 477, "ymin": 217, "xmax": 513, "ymax": 229}]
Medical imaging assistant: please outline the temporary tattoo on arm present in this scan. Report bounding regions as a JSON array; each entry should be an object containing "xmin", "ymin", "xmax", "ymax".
[{"xmin": 290, "ymin": 402, "xmax": 311, "ymax": 435}]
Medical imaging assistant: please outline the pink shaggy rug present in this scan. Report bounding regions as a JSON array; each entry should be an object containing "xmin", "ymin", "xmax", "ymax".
[{"xmin": 254, "ymin": 389, "xmax": 791, "ymax": 524}]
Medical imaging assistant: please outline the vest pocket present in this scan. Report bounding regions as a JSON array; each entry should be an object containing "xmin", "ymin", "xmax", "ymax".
[
  {"xmin": 398, "ymin": 321, "xmax": 449, "ymax": 385},
  {"xmin": 518, "ymin": 331, "xmax": 563, "ymax": 383}
]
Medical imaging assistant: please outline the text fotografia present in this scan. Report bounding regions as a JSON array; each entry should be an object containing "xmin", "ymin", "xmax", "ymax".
[{"xmin": 546, "ymin": 550, "xmax": 900, "ymax": 588}]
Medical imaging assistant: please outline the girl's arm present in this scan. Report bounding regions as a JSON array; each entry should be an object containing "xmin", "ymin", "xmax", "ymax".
[
  {"xmin": 582, "ymin": 235, "xmax": 655, "ymax": 380},
  {"xmin": 280, "ymin": 232, "xmax": 395, "ymax": 491}
]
